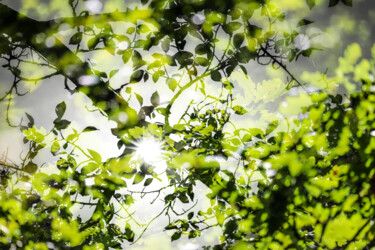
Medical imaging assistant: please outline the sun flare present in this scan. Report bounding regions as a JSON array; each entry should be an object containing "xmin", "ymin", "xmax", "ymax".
[{"xmin": 134, "ymin": 137, "xmax": 164, "ymax": 164}]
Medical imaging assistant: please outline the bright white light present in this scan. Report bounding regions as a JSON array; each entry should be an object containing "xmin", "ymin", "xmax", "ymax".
[
  {"xmin": 118, "ymin": 41, "xmax": 129, "ymax": 50},
  {"xmin": 186, "ymin": 89, "xmax": 203, "ymax": 102},
  {"xmin": 134, "ymin": 137, "xmax": 163, "ymax": 163},
  {"xmin": 58, "ymin": 23, "xmax": 71, "ymax": 36},
  {"xmin": 264, "ymin": 162, "xmax": 276, "ymax": 177},
  {"xmin": 85, "ymin": 0, "xmax": 103, "ymax": 14},
  {"xmin": 178, "ymin": 243, "xmax": 200, "ymax": 250},
  {"xmin": 45, "ymin": 36, "xmax": 56, "ymax": 47},
  {"xmin": 78, "ymin": 75, "xmax": 99, "ymax": 86},
  {"xmin": 118, "ymin": 112, "xmax": 128, "ymax": 123},
  {"xmin": 191, "ymin": 14, "xmax": 205, "ymax": 25},
  {"xmin": 227, "ymin": 108, "xmax": 235, "ymax": 115},
  {"xmin": 118, "ymin": 66, "xmax": 132, "ymax": 77},
  {"xmin": 108, "ymin": 66, "xmax": 132, "ymax": 89},
  {"xmin": 294, "ymin": 34, "xmax": 311, "ymax": 51}
]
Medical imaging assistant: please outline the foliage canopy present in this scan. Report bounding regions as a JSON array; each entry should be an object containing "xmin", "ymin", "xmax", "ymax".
[{"xmin": 1, "ymin": 0, "xmax": 375, "ymax": 249}]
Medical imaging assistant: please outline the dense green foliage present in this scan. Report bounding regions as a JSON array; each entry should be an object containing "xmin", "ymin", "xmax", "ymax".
[{"xmin": 1, "ymin": 0, "xmax": 375, "ymax": 249}]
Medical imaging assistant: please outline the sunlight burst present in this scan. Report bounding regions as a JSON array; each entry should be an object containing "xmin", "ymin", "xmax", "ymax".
[{"xmin": 134, "ymin": 137, "xmax": 164, "ymax": 164}]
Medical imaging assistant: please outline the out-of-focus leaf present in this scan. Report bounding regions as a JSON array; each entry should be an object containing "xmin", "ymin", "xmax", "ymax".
[
  {"xmin": 25, "ymin": 162, "xmax": 38, "ymax": 174},
  {"xmin": 69, "ymin": 32, "xmax": 83, "ymax": 45},
  {"xmin": 83, "ymin": 126, "xmax": 99, "ymax": 132},
  {"xmin": 306, "ymin": 0, "xmax": 315, "ymax": 9},
  {"xmin": 151, "ymin": 91, "xmax": 160, "ymax": 106},
  {"xmin": 130, "ymin": 70, "xmax": 144, "ymax": 83},
  {"xmin": 55, "ymin": 102, "xmax": 66, "ymax": 119},
  {"xmin": 342, "ymin": 0, "xmax": 352, "ymax": 6},
  {"xmin": 329, "ymin": 0, "xmax": 340, "ymax": 6},
  {"xmin": 297, "ymin": 19, "xmax": 314, "ymax": 27}
]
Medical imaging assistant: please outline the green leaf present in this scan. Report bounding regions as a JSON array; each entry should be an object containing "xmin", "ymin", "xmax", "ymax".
[
  {"xmin": 171, "ymin": 232, "xmax": 181, "ymax": 241},
  {"xmin": 124, "ymin": 227, "xmax": 134, "ymax": 242},
  {"xmin": 328, "ymin": 0, "xmax": 340, "ymax": 6},
  {"xmin": 233, "ymin": 33, "xmax": 244, "ymax": 48},
  {"xmin": 288, "ymin": 50, "xmax": 296, "ymax": 62},
  {"xmin": 341, "ymin": 0, "xmax": 352, "ymax": 6},
  {"xmin": 144, "ymin": 178, "xmax": 153, "ymax": 186},
  {"xmin": 147, "ymin": 61, "xmax": 162, "ymax": 70},
  {"xmin": 51, "ymin": 140, "xmax": 60, "ymax": 153},
  {"xmin": 302, "ymin": 47, "xmax": 318, "ymax": 57},
  {"xmin": 87, "ymin": 37, "xmax": 99, "ymax": 49},
  {"xmin": 66, "ymin": 132, "xmax": 78, "ymax": 142},
  {"xmin": 223, "ymin": 22, "xmax": 242, "ymax": 34},
  {"xmin": 165, "ymin": 194, "xmax": 175, "ymax": 203},
  {"xmin": 130, "ymin": 70, "xmax": 144, "ymax": 83},
  {"xmin": 126, "ymin": 27, "xmax": 135, "ymax": 34},
  {"xmin": 306, "ymin": 0, "xmax": 315, "ymax": 9},
  {"xmin": 152, "ymin": 72, "xmax": 160, "ymax": 83},
  {"xmin": 152, "ymin": 53, "xmax": 164, "ymax": 59},
  {"xmin": 25, "ymin": 162, "xmax": 38, "ymax": 174},
  {"xmin": 233, "ymin": 105, "xmax": 247, "ymax": 115},
  {"xmin": 124, "ymin": 194, "xmax": 134, "ymax": 205},
  {"xmin": 54, "ymin": 119, "xmax": 71, "ymax": 130},
  {"xmin": 69, "ymin": 32, "xmax": 83, "ymax": 45},
  {"xmin": 249, "ymin": 128, "xmax": 264, "ymax": 139},
  {"xmin": 162, "ymin": 39, "xmax": 170, "ymax": 53},
  {"xmin": 109, "ymin": 69, "xmax": 119, "ymax": 78},
  {"xmin": 139, "ymin": 24, "xmax": 150, "ymax": 33},
  {"xmin": 277, "ymin": 13, "xmax": 286, "ymax": 22},
  {"xmin": 225, "ymin": 62, "xmax": 237, "ymax": 76},
  {"xmin": 134, "ymin": 39, "xmax": 147, "ymax": 48},
  {"xmin": 178, "ymin": 193, "xmax": 189, "ymax": 203},
  {"xmin": 187, "ymin": 212, "xmax": 194, "ymax": 220},
  {"xmin": 247, "ymin": 24, "xmax": 262, "ymax": 38},
  {"xmin": 88, "ymin": 149, "xmax": 102, "ymax": 164},
  {"xmin": 55, "ymin": 101, "xmax": 66, "ymax": 119},
  {"xmin": 122, "ymin": 49, "xmax": 133, "ymax": 64},
  {"xmin": 125, "ymin": 87, "xmax": 132, "ymax": 94},
  {"xmin": 195, "ymin": 57, "xmax": 209, "ymax": 66},
  {"xmin": 151, "ymin": 91, "xmax": 160, "ymax": 106},
  {"xmin": 133, "ymin": 173, "xmax": 145, "ymax": 184},
  {"xmin": 297, "ymin": 19, "xmax": 314, "ymax": 27},
  {"xmin": 223, "ymin": 80, "xmax": 234, "ymax": 90},
  {"xmin": 156, "ymin": 108, "xmax": 167, "ymax": 116},
  {"xmin": 23, "ymin": 126, "xmax": 46, "ymax": 144},
  {"xmin": 195, "ymin": 44, "xmax": 208, "ymax": 55},
  {"xmin": 167, "ymin": 78, "xmax": 178, "ymax": 91},
  {"xmin": 240, "ymin": 65, "xmax": 247, "ymax": 75},
  {"xmin": 175, "ymin": 51, "xmax": 194, "ymax": 66},
  {"xmin": 200, "ymin": 125, "xmax": 214, "ymax": 135},
  {"xmin": 82, "ymin": 162, "xmax": 100, "ymax": 175},
  {"xmin": 211, "ymin": 70, "xmax": 221, "ymax": 82},
  {"xmin": 135, "ymin": 93, "xmax": 143, "ymax": 106},
  {"xmin": 25, "ymin": 112, "xmax": 34, "ymax": 127},
  {"xmin": 82, "ymin": 126, "xmax": 99, "ymax": 132},
  {"xmin": 237, "ymin": 47, "xmax": 256, "ymax": 63},
  {"xmin": 265, "ymin": 120, "xmax": 279, "ymax": 135}
]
